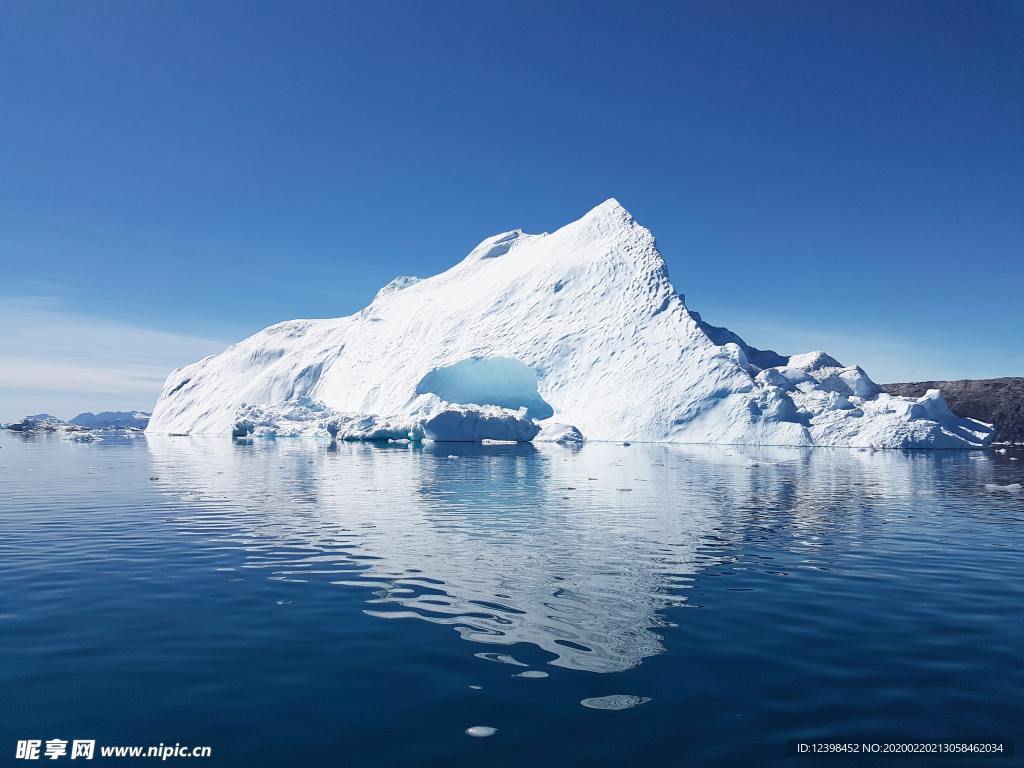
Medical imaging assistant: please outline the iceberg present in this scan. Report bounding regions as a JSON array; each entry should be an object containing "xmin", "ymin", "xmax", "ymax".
[
  {"xmin": 4, "ymin": 414, "xmax": 69, "ymax": 432},
  {"xmin": 147, "ymin": 200, "xmax": 992, "ymax": 448}
]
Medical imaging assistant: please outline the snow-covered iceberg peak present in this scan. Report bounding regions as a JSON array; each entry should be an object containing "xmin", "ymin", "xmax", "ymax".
[{"xmin": 147, "ymin": 200, "xmax": 992, "ymax": 448}]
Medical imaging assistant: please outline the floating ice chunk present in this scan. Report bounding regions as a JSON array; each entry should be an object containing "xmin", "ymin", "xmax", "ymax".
[
  {"xmin": 535, "ymin": 422, "xmax": 585, "ymax": 444},
  {"xmin": 514, "ymin": 670, "xmax": 549, "ymax": 678},
  {"xmin": 423, "ymin": 404, "xmax": 538, "ymax": 443},
  {"xmin": 230, "ymin": 398, "xmax": 540, "ymax": 443},
  {"xmin": 580, "ymin": 695, "xmax": 651, "ymax": 710},
  {"xmin": 63, "ymin": 431, "xmax": 102, "ymax": 443},
  {"xmin": 465, "ymin": 726, "xmax": 497, "ymax": 738},
  {"xmin": 985, "ymin": 483, "xmax": 1022, "ymax": 492},
  {"xmin": 336, "ymin": 413, "xmax": 418, "ymax": 442}
]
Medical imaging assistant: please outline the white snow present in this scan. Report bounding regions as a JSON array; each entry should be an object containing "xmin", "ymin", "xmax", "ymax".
[{"xmin": 148, "ymin": 200, "xmax": 993, "ymax": 448}]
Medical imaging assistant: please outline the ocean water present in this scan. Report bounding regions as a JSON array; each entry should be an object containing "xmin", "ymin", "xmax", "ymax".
[{"xmin": 1, "ymin": 431, "xmax": 1021, "ymax": 766}]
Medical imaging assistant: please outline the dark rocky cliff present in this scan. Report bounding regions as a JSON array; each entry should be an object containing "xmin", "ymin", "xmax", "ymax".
[{"xmin": 883, "ymin": 378, "xmax": 1024, "ymax": 443}]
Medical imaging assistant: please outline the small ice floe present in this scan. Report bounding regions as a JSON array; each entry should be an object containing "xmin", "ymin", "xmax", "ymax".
[
  {"xmin": 64, "ymin": 431, "xmax": 102, "ymax": 443},
  {"xmin": 985, "ymin": 483, "xmax": 1022, "ymax": 492},
  {"xmin": 468, "ymin": 685, "xmax": 482, "ymax": 690},
  {"xmin": 534, "ymin": 422, "xmax": 584, "ymax": 444},
  {"xmin": 1011, "ymin": 457, "xmax": 1020, "ymax": 461},
  {"xmin": 447, "ymin": 455, "xmax": 458, "ymax": 460},
  {"xmin": 996, "ymin": 448, "xmax": 1007, "ymax": 454},
  {"xmin": 580, "ymin": 695, "xmax": 651, "ymax": 710},
  {"xmin": 465, "ymin": 726, "xmax": 497, "ymax": 738},
  {"xmin": 481, "ymin": 439, "xmax": 517, "ymax": 445},
  {"xmin": 514, "ymin": 670, "xmax": 549, "ymax": 678}
]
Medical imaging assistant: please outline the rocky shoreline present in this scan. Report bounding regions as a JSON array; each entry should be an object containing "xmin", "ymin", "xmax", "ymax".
[{"xmin": 883, "ymin": 378, "xmax": 1023, "ymax": 444}]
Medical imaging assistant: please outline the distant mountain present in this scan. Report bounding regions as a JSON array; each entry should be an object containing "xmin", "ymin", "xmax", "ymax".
[
  {"xmin": 3, "ymin": 410, "xmax": 151, "ymax": 432},
  {"xmin": 70, "ymin": 411, "xmax": 150, "ymax": 429},
  {"xmin": 882, "ymin": 378, "xmax": 1024, "ymax": 443}
]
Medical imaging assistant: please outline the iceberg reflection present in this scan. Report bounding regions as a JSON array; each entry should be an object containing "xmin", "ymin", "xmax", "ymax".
[{"xmin": 145, "ymin": 438, "xmax": 994, "ymax": 673}]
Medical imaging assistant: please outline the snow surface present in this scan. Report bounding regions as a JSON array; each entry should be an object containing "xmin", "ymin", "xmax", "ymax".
[{"xmin": 148, "ymin": 200, "xmax": 992, "ymax": 448}]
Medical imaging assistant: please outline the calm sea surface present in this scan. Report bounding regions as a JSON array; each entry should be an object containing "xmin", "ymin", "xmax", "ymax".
[{"xmin": 1, "ymin": 431, "xmax": 1021, "ymax": 766}]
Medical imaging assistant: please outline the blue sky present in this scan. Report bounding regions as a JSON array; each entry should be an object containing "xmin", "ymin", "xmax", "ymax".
[{"xmin": 1, "ymin": 0, "xmax": 1022, "ymax": 421}]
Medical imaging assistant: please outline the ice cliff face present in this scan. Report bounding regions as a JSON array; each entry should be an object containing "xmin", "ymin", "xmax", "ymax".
[{"xmin": 147, "ymin": 200, "xmax": 992, "ymax": 448}]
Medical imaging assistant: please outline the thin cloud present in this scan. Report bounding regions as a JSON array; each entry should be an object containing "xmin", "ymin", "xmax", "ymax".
[{"xmin": 0, "ymin": 297, "xmax": 227, "ymax": 421}]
